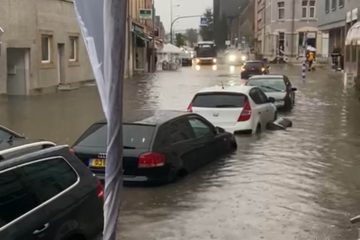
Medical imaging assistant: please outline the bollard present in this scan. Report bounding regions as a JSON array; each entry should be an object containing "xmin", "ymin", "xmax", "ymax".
[{"xmin": 302, "ymin": 60, "xmax": 307, "ymax": 82}]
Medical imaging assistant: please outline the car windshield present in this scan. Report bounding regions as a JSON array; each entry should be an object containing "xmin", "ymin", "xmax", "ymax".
[
  {"xmin": 245, "ymin": 62, "xmax": 263, "ymax": 69},
  {"xmin": 76, "ymin": 123, "xmax": 155, "ymax": 149},
  {"xmin": 192, "ymin": 93, "xmax": 247, "ymax": 108},
  {"xmin": 248, "ymin": 78, "xmax": 286, "ymax": 92}
]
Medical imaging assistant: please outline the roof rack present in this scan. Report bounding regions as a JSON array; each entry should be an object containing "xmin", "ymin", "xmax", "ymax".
[{"xmin": 0, "ymin": 141, "xmax": 56, "ymax": 158}]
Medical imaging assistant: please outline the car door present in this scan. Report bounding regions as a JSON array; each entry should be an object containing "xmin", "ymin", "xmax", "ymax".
[
  {"xmin": 155, "ymin": 119, "xmax": 200, "ymax": 173},
  {"xmin": 256, "ymin": 88, "xmax": 275, "ymax": 122},
  {"xmin": 249, "ymin": 88, "xmax": 273, "ymax": 128},
  {"xmin": 0, "ymin": 167, "xmax": 48, "ymax": 240},
  {"xmin": 187, "ymin": 116, "xmax": 220, "ymax": 167}
]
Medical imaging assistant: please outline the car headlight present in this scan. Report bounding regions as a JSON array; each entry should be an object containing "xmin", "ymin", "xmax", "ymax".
[
  {"xmin": 213, "ymin": 58, "xmax": 217, "ymax": 63},
  {"xmin": 241, "ymin": 55, "xmax": 247, "ymax": 61},
  {"xmin": 195, "ymin": 58, "xmax": 200, "ymax": 64},
  {"xmin": 261, "ymin": 67, "xmax": 266, "ymax": 72},
  {"xmin": 228, "ymin": 55, "xmax": 236, "ymax": 62},
  {"xmin": 240, "ymin": 67, "xmax": 245, "ymax": 72}
]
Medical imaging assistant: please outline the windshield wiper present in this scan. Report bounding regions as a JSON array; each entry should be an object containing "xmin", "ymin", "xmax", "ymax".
[
  {"xmin": 123, "ymin": 146, "xmax": 136, "ymax": 149},
  {"xmin": 215, "ymin": 104, "xmax": 239, "ymax": 108},
  {"xmin": 259, "ymin": 85, "xmax": 283, "ymax": 92}
]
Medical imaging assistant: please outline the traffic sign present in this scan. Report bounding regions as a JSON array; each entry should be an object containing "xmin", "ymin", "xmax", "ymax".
[
  {"xmin": 139, "ymin": 9, "xmax": 152, "ymax": 20},
  {"xmin": 200, "ymin": 17, "xmax": 208, "ymax": 27}
]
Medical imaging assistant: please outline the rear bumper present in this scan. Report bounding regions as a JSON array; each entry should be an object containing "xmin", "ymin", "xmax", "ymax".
[
  {"xmin": 91, "ymin": 166, "xmax": 172, "ymax": 183},
  {"xmin": 216, "ymin": 121, "xmax": 254, "ymax": 134}
]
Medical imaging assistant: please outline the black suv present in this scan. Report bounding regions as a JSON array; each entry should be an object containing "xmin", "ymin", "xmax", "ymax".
[
  {"xmin": 240, "ymin": 60, "xmax": 270, "ymax": 79},
  {"xmin": 0, "ymin": 140, "xmax": 103, "ymax": 240}
]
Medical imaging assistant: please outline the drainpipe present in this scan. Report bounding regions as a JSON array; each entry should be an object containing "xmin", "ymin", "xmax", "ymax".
[{"xmin": 291, "ymin": 0, "xmax": 296, "ymax": 59}]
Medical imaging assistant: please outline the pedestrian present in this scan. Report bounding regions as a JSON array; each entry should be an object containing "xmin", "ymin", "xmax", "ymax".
[{"xmin": 307, "ymin": 51, "xmax": 315, "ymax": 71}]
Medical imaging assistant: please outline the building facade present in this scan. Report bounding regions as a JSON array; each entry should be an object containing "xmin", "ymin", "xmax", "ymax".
[
  {"xmin": 255, "ymin": 0, "xmax": 322, "ymax": 62},
  {"xmin": 0, "ymin": 0, "xmax": 93, "ymax": 95}
]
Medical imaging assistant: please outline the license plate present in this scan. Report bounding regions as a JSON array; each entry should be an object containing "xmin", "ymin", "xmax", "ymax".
[{"xmin": 90, "ymin": 159, "xmax": 106, "ymax": 168}]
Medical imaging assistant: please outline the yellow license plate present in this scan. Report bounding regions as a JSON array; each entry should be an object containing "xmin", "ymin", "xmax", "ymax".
[{"xmin": 90, "ymin": 159, "xmax": 106, "ymax": 168}]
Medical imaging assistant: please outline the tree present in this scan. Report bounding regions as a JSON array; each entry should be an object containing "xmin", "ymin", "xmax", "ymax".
[
  {"xmin": 200, "ymin": 8, "xmax": 214, "ymax": 41},
  {"xmin": 175, "ymin": 33, "xmax": 186, "ymax": 47},
  {"xmin": 185, "ymin": 28, "xmax": 198, "ymax": 47}
]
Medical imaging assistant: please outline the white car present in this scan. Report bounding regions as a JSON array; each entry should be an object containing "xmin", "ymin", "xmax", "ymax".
[{"xmin": 187, "ymin": 85, "xmax": 277, "ymax": 134}]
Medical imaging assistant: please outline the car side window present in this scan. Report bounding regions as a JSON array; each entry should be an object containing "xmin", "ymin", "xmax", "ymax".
[
  {"xmin": 188, "ymin": 118, "xmax": 215, "ymax": 138},
  {"xmin": 0, "ymin": 158, "xmax": 78, "ymax": 228},
  {"xmin": 0, "ymin": 169, "xmax": 40, "ymax": 228},
  {"xmin": 158, "ymin": 119, "xmax": 195, "ymax": 145},
  {"xmin": 249, "ymin": 89, "xmax": 262, "ymax": 104},
  {"xmin": 256, "ymin": 88, "xmax": 269, "ymax": 104}
]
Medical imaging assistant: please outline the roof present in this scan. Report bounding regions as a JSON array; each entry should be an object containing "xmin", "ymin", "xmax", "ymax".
[
  {"xmin": 196, "ymin": 85, "xmax": 255, "ymax": 94},
  {"xmin": 249, "ymin": 75, "xmax": 284, "ymax": 80},
  {"xmin": 136, "ymin": 110, "xmax": 193, "ymax": 125},
  {"xmin": 0, "ymin": 139, "xmax": 56, "ymax": 160}
]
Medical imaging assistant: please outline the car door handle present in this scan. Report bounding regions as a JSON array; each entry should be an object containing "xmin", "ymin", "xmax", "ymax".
[{"xmin": 33, "ymin": 223, "xmax": 50, "ymax": 235}]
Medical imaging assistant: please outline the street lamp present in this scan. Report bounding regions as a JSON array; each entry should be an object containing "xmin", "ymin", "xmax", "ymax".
[{"xmin": 170, "ymin": 0, "xmax": 180, "ymax": 43}]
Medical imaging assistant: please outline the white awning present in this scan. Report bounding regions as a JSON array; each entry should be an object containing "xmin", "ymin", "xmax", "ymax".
[
  {"xmin": 158, "ymin": 43, "xmax": 182, "ymax": 54},
  {"xmin": 346, "ymin": 22, "xmax": 360, "ymax": 45}
]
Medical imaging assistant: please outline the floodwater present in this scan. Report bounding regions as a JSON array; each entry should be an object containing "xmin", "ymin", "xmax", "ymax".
[{"xmin": 1, "ymin": 64, "xmax": 360, "ymax": 239}]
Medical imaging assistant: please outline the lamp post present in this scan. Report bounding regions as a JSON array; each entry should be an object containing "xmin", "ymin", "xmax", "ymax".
[
  {"xmin": 170, "ymin": 15, "xmax": 202, "ymax": 44},
  {"xmin": 170, "ymin": 0, "xmax": 180, "ymax": 43},
  {"xmin": 0, "ymin": 27, "xmax": 4, "ymax": 56}
]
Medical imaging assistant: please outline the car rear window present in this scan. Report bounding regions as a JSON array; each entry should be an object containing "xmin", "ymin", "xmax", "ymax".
[
  {"xmin": 76, "ymin": 123, "xmax": 155, "ymax": 149},
  {"xmin": 192, "ymin": 93, "xmax": 247, "ymax": 108}
]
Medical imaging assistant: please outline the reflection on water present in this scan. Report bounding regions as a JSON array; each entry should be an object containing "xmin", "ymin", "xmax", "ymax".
[{"xmin": 1, "ymin": 65, "xmax": 360, "ymax": 239}]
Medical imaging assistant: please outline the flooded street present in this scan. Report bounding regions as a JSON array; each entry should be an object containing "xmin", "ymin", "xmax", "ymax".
[{"xmin": 1, "ymin": 64, "xmax": 360, "ymax": 239}]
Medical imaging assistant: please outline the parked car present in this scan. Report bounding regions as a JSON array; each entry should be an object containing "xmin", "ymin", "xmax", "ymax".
[
  {"xmin": 240, "ymin": 60, "xmax": 270, "ymax": 79},
  {"xmin": 72, "ymin": 111, "xmax": 237, "ymax": 183},
  {"xmin": 0, "ymin": 125, "xmax": 24, "ymax": 141},
  {"xmin": 188, "ymin": 85, "xmax": 277, "ymax": 134},
  {"xmin": 247, "ymin": 75, "xmax": 297, "ymax": 110},
  {"xmin": 0, "ymin": 140, "xmax": 104, "ymax": 240}
]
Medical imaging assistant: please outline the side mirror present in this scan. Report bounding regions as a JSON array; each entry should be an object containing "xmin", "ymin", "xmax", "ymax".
[
  {"xmin": 268, "ymin": 97, "xmax": 275, "ymax": 103},
  {"xmin": 215, "ymin": 126, "xmax": 226, "ymax": 134},
  {"xmin": 291, "ymin": 87, "xmax": 297, "ymax": 91}
]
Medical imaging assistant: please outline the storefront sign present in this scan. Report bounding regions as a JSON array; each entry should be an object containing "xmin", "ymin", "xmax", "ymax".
[
  {"xmin": 352, "ymin": 8, "xmax": 358, "ymax": 21},
  {"xmin": 307, "ymin": 32, "xmax": 316, "ymax": 39},
  {"xmin": 346, "ymin": 11, "xmax": 352, "ymax": 23},
  {"xmin": 139, "ymin": 9, "xmax": 152, "ymax": 20}
]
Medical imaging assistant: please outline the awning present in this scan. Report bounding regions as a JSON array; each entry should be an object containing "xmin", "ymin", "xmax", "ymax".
[{"xmin": 346, "ymin": 22, "xmax": 360, "ymax": 45}]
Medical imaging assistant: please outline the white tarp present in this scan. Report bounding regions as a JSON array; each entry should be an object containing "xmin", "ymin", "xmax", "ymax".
[
  {"xmin": 159, "ymin": 43, "xmax": 182, "ymax": 54},
  {"xmin": 74, "ymin": 0, "xmax": 127, "ymax": 240},
  {"xmin": 346, "ymin": 21, "xmax": 360, "ymax": 45}
]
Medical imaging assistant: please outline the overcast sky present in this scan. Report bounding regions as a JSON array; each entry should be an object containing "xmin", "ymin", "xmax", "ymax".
[{"xmin": 154, "ymin": 0, "xmax": 213, "ymax": 33}]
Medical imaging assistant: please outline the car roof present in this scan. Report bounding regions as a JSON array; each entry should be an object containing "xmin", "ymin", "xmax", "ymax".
[
  {"xmin": 196, "ymin": 85, "xmax": 255, "ymax": 95},
  {"xmin": 249, "ymin": 75, "xmax": 285, "ymax": 80},
  {"xmin": 0, "ymin": 139, "xmax": 56, "ymax": 161},
  {"xmin": 136, "ymin": 110, "xmax": 195, "ymax": 125}
]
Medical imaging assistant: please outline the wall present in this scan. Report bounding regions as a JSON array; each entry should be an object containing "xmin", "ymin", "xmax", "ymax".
[
  {"xmin": 317, "ymin": 0, "xmax": 346, "ymax": 30},
  {"xmin": 0, "ymin": 0, "xmax": 93, "ymax": 95}
]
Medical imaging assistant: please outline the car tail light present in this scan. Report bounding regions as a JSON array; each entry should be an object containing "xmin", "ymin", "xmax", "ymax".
[
  {"xmin": 96, "ymin": 179, "xmax": 104, "ymax": 201},
  {"xmin": 187, "ymin": 103, "xmax": 193, "ymax": 112},
  {"xmin": 138, "ymin": 152, "xmax": 165, "ymax": 168},
  {"xmin": 238, "ymin": 99, "xmax": 252, "ymax": 122}
]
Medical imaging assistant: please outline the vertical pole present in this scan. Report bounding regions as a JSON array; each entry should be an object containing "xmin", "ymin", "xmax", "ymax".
[
  {"xmin": 152, "ymin": 0, "xmax": 156, "ymax": 72},
  {"xmin": 170, "ymin": 0, "xmax": 173, "ymax": 43},
  {"xmin": 291, "ymin": 0, "xmax": 296, "ymax": 58}
]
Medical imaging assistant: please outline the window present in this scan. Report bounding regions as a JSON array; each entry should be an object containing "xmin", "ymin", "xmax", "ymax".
[
  {"xmin": 248, "ymin": 78, "xmax": 286, "ymax": 92},
  {"xmin": 309, "ymin": 0, "xmax": 316, "ymax": 18},
  {"xmin": 0, "ymin": 158, "xmax": 77, "ymax": 228},
  {"xmin": 69, "ymin": 36, "xmax": 79, "ymax": 62},
  {"xmin": 168, "ymin": 120, "xmax": 194, "ymax": 143},
  {"xmin": 192, "ymin": 93, "xmax": 247, "ymax": 108},
  {"xmin": 302, "ymin": 1, "xmax": 308, "ymax": 18},
  {"xmin": 339, "ymin": 0, "xmax": 344, "ymax": 8},
  {"xmin": 278, "ymin": 2, "xmax": 285, "ymax": 20},
  {"xmin": 188, "ymin": 118, "xmax": 214, "ymax": 138},
  {"xmin": 41, "ymin": 34, "xmax": 52, "ymax": 63},
  {"xmin": 331, "ymin": 0, "xmax": 336, "ymax": 11},
  {"xmin": 249, "ymin": 88, "xmax": 268, "ymax": 104},
  {"xmin": 325, "ymin": 0, "xmax": 330, "ymax": 13}
]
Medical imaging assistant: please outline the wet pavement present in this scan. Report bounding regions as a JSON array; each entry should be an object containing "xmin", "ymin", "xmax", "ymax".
[{"xmin": 1, "ymin": 64, "xmax": 360, "ymax": 239}]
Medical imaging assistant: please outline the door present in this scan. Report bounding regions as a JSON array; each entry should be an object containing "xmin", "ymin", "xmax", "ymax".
[
  {"xmin": 57, "ymin": 44, "xmax": 65, "ymax": 84},
  {"xmin": 187, "ymin": 117, "xmax": 219, "ymax": 166},
  {"xmin": 256, "ymin": 88, "xmax": 275, "ymax": 123},
  {"xmin": 6, "ymin": 48, "xmax": 30, "ymax": 95},
  {"xmin": 249, "ymin": 88, "xmax": 272, "ymax": 129}
]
